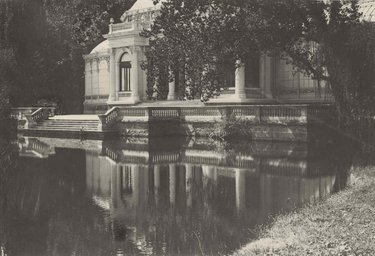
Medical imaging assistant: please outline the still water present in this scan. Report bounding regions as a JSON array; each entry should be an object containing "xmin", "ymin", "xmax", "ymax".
[{"xmin": 0, "ymin": 136, "xmax": 352, "ymax": 256}]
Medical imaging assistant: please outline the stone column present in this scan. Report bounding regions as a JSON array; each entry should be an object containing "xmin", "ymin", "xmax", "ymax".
[
  {"xmin": 260, "ymin": 54, "xmax": 274, "ymax": 99},
  {"xmin": 92, "ymin": 60, "xmax": 97, "ymax": 94},
  {"xmin": 95, "ymin": 59, "xmax": 100, "ymax": 97},
  {"xmin": 109, "ymin": 49, "xmax": 117, "ymax": 101},
  {"xmin": 235, "ymin": 60, "xmax": 246, "ymax": 99},
  {"xmin": 90, "ymin": 61, "xmax": 94, "ymax": 99},
  {"xmin": 85, "ymin": 61, "xmax": 91, "ymax": 98},
  {"xmin": 167, "ymin": 71, "xmax": 176, "ymax": 100},
  {"xmin": 131, "ymin": 47, "xmax": 140, "ymax": 103},
  {"xmin": 89, "ymin": 61, "xmax": 93, "ymax": 97},
  {"xmin": 235, "ymin": 169, "xmax": 246, "ymax": 213},
  {"xmin": 169, "ymin": 164, "xmax": 177, "ymax": 205}
]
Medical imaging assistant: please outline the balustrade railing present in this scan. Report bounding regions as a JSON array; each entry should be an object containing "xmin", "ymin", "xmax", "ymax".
[
  {"xmin": 11, "ymin": 107, "xmax": 36, "ymax": 120},
  {"xmin": 98, "ymin": 107, "xmax": 119, "ymax": 131},
  {"xmin": 24, "ymin": 107, "xmax": 55, "ymax": 128},
  {"xmin": 149, "ymin": 108, "xmax": 179, "ymax": 120},
  {"xmin": 180, "ymin": 108, "xmax": 221, "ymax": 117},
  {"xmin": 259, "ymin": 105, "xmax": 306, "ymax": 123},
  {"xmin": 110, "ymin": 22, "xmax": 133, "ymax": 33},
  {"xmin": 121, "ymin": 108, "xmax": 148, "ymax": 116},
  {"xmin": 12, "ymin": 107, "xmax": 55, "ymax": 120},
  {"xmin": 117, "ymin": 105, "xmax": 317, "ymax": 124}
]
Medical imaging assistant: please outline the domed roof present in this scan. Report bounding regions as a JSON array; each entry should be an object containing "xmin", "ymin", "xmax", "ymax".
[
  {"xmin": 90, "ymin": 40, "xmax": 110, "ymax": 54},
  {"xmin": 128, "ymin": 0, "xmax": 158, "ymax": 12},
  {"xmin": 121, "ymin": 0, "xmax": 164, "ymax": 22}
]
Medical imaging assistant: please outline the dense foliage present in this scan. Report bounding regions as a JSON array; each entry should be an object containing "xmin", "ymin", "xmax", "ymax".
[
  {"xmin": 145, "ymin": 0, "xmax": 375, "ymax": 125},
  {"xmin": 0, "ymin": 0, "xmax": 135, "ymax": 113},
  {"xmin": 142, "ymin": 0, "xmax": 245, "ymax": 100},
  {"xmin": 210, "ymin": 113, "xmax": 253, "ymax": 140}
]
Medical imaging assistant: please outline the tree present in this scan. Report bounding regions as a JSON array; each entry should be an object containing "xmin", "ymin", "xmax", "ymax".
[
  {"xmin": 0, "ymin": 0, "xmax": 135, "ymax": 113},
  {"xmin": 40, "ymin": 0, "xmax": 136, "ymax": 113},
  {"xmin": 144, "ymin": 0, "xmax": 375, "ymax": 125},
  {"xmin": 142, "ymin": 0, "xmax": 244, "ymax": 100},
  {"xmin": 244, "ymin": 0, "xmax": 375, "ymax": 126}
]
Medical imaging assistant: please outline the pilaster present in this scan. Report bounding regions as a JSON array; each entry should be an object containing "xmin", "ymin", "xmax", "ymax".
[
  {"xmin": 131, "ymin": 46, "xmax": 141, "ymax": 103},
  {"xmin": 109, "ymin": 49, "xmax": 117, "ymax": 101}
]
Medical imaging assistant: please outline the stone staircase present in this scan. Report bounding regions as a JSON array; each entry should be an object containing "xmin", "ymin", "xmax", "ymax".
[
  {"xmin": 21, "ymin": 113, "xmax": 119, "ymax": 140},
  {"xmin": 34, "ymin": 117, "xmax": 100, "ymax": 132}
]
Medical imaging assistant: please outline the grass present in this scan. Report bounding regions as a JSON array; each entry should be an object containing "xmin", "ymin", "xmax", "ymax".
[{"xmin": 233, "ymin": 163, "xmax": 375, "ymax": 256}]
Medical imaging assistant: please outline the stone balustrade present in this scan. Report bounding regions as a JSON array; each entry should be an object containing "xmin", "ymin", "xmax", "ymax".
[
  {"xmin": 98, "ymin": 107, "xmax": 120, "ymax": 131},
  {"xmin": 11, "ymin": 107, "xmax": 37, "ymax": 120},
  {"xmin": 118, "ymin": 105, "xmax": 328, "ymax": 124},
  {"xmin": 23, "ymin": 107, "xmax": 55, "ymax": 128},
  {"xmin": 110, "ymin": 22, "xmax": 134, "ymax": 33},
  {"xmin": 15, "ymin": 104, "xmax": 335, "ymax": 142},
  {"xmin": 11, "ymin": 107, "xmax": 55, "ymax": 120}
]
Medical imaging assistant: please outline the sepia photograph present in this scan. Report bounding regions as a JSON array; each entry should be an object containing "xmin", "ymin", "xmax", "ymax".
[{"xmin": 0, "ymin": 0, "xmax": 374, "ymax": 255}]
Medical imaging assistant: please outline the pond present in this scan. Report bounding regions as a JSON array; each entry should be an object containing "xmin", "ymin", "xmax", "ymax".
[{"xmin": 0, "ymin": 136, "xmax": 353, "ymax": 256}]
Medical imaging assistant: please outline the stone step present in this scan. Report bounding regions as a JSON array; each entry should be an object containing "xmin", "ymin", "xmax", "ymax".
[
  {"xmin": 39, "ymin": 120, "xmax": 98, "ymax": 123},
  {"xmin": 33, "ymin": 118, "xmax": 100, "ymax": 132},
  {"xmin": 37, "ymin": 125, "xmax": 98, "ymax": 129},
  {"xmin": 39, "ymin": 122, "xmax": 99, "ymax": 126},
  {"xmin": 31, "ymin": 127, "xmax": 99, "ymax": 131},
  {"xmin": 36, "ymin": 123, "xmax": 99, "ymax": 127}
]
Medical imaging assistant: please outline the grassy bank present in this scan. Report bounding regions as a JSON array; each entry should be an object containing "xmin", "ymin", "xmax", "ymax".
[{"xmin": 233, "ymin": 163, "xmax": 375, "ymax": 256}]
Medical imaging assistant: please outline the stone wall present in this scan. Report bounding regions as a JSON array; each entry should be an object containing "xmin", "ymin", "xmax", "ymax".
[{"xmin": 115, "ymin": 104, "xmax": 337, "ymax": 142}]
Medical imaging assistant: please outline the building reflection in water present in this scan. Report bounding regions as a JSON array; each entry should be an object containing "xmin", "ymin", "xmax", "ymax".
[
  {"xmin": 80, "ymin": 137, "xmax": 346, "ymax": 255},
  {"xmin": 9, "ymin": 136, "xmax": 349, "ymax": 255}
]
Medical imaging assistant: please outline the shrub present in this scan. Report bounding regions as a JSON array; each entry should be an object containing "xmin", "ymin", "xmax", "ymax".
[{"xmin": 210, "ymin": 113, "xmax": 252, "ymax": 140}]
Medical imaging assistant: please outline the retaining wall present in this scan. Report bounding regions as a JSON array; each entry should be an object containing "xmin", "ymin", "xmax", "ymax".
[{"xmin": 115, "ymin": 105, "xmax": 337, "ymax": 142}]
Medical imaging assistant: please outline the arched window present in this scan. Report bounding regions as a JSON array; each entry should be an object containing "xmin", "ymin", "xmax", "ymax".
[{"xmin": 120, "ymin": 53, "xmax": 131, "ymax": 92}]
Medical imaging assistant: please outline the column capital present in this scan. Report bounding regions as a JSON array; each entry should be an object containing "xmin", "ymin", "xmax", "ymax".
[{"xmin": 236, "ymin": 59, "xmax": 245, "ymax": 67}]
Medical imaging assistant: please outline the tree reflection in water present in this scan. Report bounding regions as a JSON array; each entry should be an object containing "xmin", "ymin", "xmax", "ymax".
[{"xmin": 0, "ymin": 136, "xmax": 355, "ymax": 256}]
